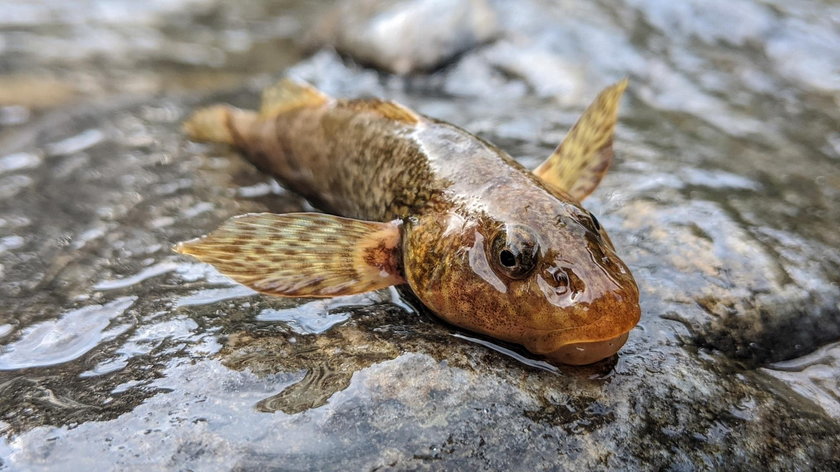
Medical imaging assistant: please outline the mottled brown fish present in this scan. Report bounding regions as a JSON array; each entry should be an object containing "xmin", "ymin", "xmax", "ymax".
[{"xmin": 176, "ymin": 79, "xmax": 640, "ymax": 365}]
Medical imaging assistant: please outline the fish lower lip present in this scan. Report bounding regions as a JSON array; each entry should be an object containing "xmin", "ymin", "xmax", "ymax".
[{"xmin": 544, "ymin": 332, "xmax": 630, "ymax": 366}]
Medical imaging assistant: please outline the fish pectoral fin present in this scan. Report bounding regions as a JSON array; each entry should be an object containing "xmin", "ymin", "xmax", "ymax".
[
  {"xmin": 260, "ymin": 79, "xmax": 330, "ymax": 118},
  {"xmin": 533, "ymin": 79, "xmax": 628, "ymax": 201},
  {"xmin": 175, "ymin": 213, "xmax": 404, "ymax": 298},
  {"xmin": 340, "ymin": 99, "xmax": 422, "ymax": 124}
]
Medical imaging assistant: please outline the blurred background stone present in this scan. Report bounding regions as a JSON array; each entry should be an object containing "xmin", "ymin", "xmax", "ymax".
[{"xmin": 308, "ymin": 0, "xmax": 498, "ymax": 74}]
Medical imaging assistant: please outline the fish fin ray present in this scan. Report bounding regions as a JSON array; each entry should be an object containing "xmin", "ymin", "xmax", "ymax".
[
  {"xmin": 341, "ymin": 99, "xmax": 422, "ymax": 124},
  {"xmin": 533, "ymin": 79, "xmax": 628, "ymax": 201},
  {"xmin": 174, "ymin": 213, "xmax": 404, "ymax": 298},
  {"xmin": 260, "ymin": 79, "xmax": 329, "ymax": 117}
]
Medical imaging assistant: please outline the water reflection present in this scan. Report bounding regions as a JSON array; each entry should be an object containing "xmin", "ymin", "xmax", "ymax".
[
  {"xmin": 0, "ymin": 297, "xmax": 136, "ymax": 370},
  {"xmin": 763, "ymin": 341, "xmax": 840, "ymax": 419},
  {"xmin": 255, "ymin": 294, "xmax": 381, "ymax": 334},
  {"xmin": 221, "ymin": 304, "xmax": 417, "ymax": 414}
]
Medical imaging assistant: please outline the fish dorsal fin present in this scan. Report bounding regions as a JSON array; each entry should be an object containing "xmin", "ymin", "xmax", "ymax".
[
  {"xmin": 341, "ymin": 99, "xmax": 422, "ymax": 124},
  {"xmin": 175, "ymin": 213, "xmax": 404, "ymax": 298},
  {"xmin": 533, "ymin": 79, "xmax": 628, "ymax": 201},
  {"xmin": 260, "ymin": 79, "xmax": 329, "ymax": 118}
]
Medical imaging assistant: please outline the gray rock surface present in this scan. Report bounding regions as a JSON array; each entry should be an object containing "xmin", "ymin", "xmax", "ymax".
[
  {"xmin": 1, "ymin": 0, "xmax": 839, "ymax": 470},
  {"xmin": 309, "ymin": 0, "xmax": 499, "ymax": 74}
]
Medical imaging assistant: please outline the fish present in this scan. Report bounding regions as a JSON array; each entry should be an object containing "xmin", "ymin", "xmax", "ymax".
[{"xmin": 176, "ymin": 78, "xmax": 640, "ymax": 365}]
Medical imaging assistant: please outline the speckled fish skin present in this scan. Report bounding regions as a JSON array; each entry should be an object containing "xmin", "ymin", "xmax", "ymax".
[
  {"xmin": 228, "ymin": 100, "xmax": 438, "ymax": 221},
  {"xmin": 179, "ymin": 79, "xmax": 641, "ymax": 365}
]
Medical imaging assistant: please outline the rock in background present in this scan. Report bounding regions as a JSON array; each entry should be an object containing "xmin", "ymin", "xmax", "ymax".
[{"xmin": 307, "ymin": 0, "xmax": 499, "ymax": 74}]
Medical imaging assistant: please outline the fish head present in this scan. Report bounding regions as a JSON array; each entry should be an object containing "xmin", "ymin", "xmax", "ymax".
[
  {"xmin": 402, "ymin": 79, "xmax": 639, "ymax": 365},
  {"xmin": 402, "ymin": 189, "xmax": 640, "ymax": 366}
]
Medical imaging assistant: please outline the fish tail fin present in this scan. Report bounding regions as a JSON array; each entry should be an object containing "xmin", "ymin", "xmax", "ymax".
[
  {"xmin": 182, "ymin": 105, "xmax": 257, "ymax": 145},
  {"xmin": 260, "ymin": 78, "xmax": 330, "ymax": 118},
  {"xmin": 184, "ymin": 79, "xmax": 328, "ymax": 144}
]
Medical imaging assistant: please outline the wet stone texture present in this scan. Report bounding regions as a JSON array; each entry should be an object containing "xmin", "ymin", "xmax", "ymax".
[{"xmin": 1, "ymin": 0, "xmax": 840, "ymax": 470}]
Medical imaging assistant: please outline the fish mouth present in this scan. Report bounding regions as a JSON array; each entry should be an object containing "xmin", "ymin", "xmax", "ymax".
[{"xmin": 543, "ymin": 332, "xmax": 629, "ymax": 365}]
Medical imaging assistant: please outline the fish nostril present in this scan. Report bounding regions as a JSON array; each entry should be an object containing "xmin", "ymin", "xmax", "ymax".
[
  {"xmin": 545, "ymin": 267, "xmax": 586, "ymax": 296},
  {"xmin": 553, "ymin": 269, "xmax": 569, "ymax": 289},
  {"xmin": 567, "ymin": 270, "xmax": 585, "ymax": 295},
  {"xmin": 546, "ymin": 267, "xmax": 571, "ymax": 294}
]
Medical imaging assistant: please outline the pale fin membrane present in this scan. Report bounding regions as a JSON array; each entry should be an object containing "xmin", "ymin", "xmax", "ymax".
[
  {"xmin": 533, "ymin": 79, "xmax": 628, "ymax": 201},
  {"xmin": 260, "ymin": 79, "xmax": 329, "ymax": 118},
  {"xmin": 339, "ymin": 98, "xmax": 422, "ymax": 124},
  {"xmin": 175, "ymin": 213, "xmax": 404, "ymax": 298}
]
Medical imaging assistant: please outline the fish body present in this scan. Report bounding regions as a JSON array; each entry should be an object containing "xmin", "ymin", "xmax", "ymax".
[{"xmin": 178, "ymin": 80, "xmax": 640, "ymax": 365}]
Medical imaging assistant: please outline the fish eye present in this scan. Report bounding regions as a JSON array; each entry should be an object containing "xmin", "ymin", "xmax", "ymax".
[
  {"xmin": 499, "ymin": 249, "xmax": 517, "ymax": 267},
  {"xmin": 490, "ymin": 225, "xmax": 540, "ymax": 279}
]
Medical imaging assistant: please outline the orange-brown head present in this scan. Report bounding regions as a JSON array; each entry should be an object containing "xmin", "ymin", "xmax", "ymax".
[
  {"xmin": 402, "ymin": 79, "xmax": 639, "ymax": 365},
  {"xmin": 402, "ymin": 181, "xmax": 640, "ymax": 365}
]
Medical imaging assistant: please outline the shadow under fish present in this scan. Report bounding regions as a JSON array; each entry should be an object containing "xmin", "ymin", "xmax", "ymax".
[{"xmin": 219, "ymin": 301, "xmax": 619, "ymax": 415}]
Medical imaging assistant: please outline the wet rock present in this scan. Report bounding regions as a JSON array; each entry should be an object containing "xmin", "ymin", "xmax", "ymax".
[
  {"xmin": 616, "ymin": 196, "xmax": 840, "ymax": 364},
  {"xmin": 763, "ymin": 341, "xmax": 840, "ymax": 419},
  {"xmin": 310, "ymin": 0, "xmax": 499, "ymax": 74},
  {"xmin": 0, "ymin": 297, "xmax": 136, "ymax": 370},
  {"xmin": 2, "ymin": 0, "xmax": 840, "ymax": 470},
  {"xmin": 0, "ymin": 0, "xmax": 321, "ymax": 108}
]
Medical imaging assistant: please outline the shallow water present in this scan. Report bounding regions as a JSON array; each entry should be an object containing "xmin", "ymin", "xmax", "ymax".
[{"xmin": 0, "ymin": 0, "xmax": 839, "ymax": 469}]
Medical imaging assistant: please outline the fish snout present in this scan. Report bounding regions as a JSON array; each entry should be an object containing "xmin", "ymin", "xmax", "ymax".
[
  {"xmin": 533, "ymin": 270, "xmax": 641, "ymax": 365},
  {"xmin": 549, "ymin": 279, "xmax": 641, "ymax": 365},
  {"xmin": 544, "ymin": 332, "xmax": 630, "ymax": 365}
]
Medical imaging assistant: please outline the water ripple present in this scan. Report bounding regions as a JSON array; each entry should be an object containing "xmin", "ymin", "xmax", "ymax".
[{"xmin": 0, "ymin": 297, "xmax": 136, "ymax": 370}]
